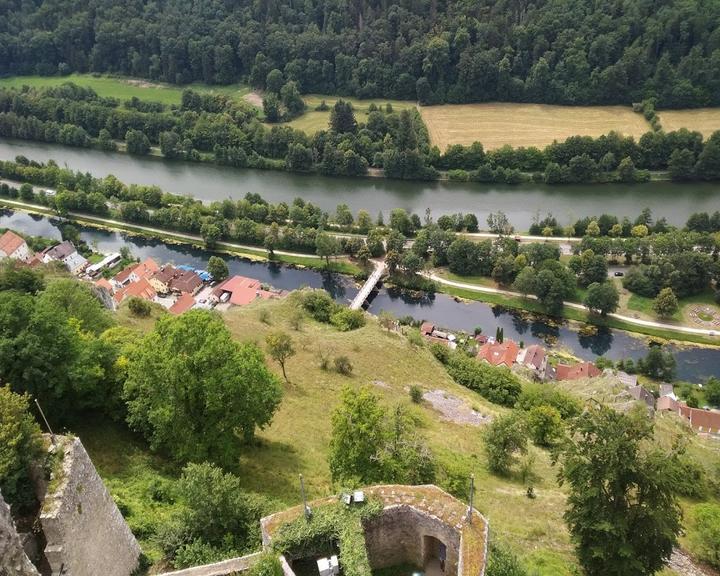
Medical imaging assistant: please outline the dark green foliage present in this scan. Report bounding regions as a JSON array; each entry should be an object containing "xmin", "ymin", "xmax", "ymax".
[
  {"xmin": 128, "ymin": 296, "xmax": 151, "ymax": 317},
  {"xmin": 409, "ymin": 385, "xmax": 423, "ymax": 403},
  {"xmin": 584, "ymin": 281, "xmax": 619, "ymax": 316},
  {"xmin": 705, "ymin": 377, "xmax": 720, "ymax": 407},
  {"xmin": 556, "ymin": 405, "xmax": 682, "ymax": 576},
  {"xmin": 636, "ymin": 346, "xmax": 676, "ymax": 381},
  {"xmin": 445, "ymin": 351, "xmax": 522, "ymax": 407},
  {"xmin": 0, "ymin": 259, "xmax": 45, "ymax": 293},
  {"xmin": 691, "ymin": 504, "xmax": 720, "ymax": 568},
  {"xmin": 299, "ymin": 290, "xmax": 365, "ymax": 331},
  {"xmin": 483, "ymin": 412, "xmax": 529, "ymax": 475},
  {"xmin": 516, "ymin": 384, "xmax": 581, "ymax": 420},
  {"xmin": 207, "ymin": 256, "xmax": 229, "ymax": 282},
  {"xmin": 486, "ymin": 542, "xmax": 529, "ymax": 576},
  {"xmin": 125, "ymin": 129, "xmax": 151, "ymax": 155}
]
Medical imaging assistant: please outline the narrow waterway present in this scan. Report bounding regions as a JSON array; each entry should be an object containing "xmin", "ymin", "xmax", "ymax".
[
  {"xmin": 2, "ymin": 139, "xmax": 720, "ymax": 229},
  {"xmin": 3, "ymin": 208, "xmax": 718, "ymax": 383}
]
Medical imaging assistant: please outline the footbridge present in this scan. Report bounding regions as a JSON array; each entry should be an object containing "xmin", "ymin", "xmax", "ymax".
[{"xmin": 350, "ymin": 261, "xmax": 386, "ymax": 310}]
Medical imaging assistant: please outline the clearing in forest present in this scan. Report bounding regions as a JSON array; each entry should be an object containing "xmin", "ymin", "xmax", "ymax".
[
  {"xmin": 657, "ymin": 108, "xmax": 720, "ymax": 139},
  {"xmin": 419, "ymin": 102, "xmax": 652, "ymax": 151}
]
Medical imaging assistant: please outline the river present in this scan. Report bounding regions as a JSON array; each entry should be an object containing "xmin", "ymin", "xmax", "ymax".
[
  {"xmin": 1, "ymin": 139, "xmax": 720, "ymax": 230},
  {"xmin": 3, "ymin": 208, "xmax": 718, "ymax": 383}
]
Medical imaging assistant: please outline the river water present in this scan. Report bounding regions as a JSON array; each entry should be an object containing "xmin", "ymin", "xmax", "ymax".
[
  {"xmin": 3, "ymin": 208, "xmax": 718, "ymax": 383},
  {"xmin": 1, "ymin": 139, "xmax": 720, "ymax": 230}
]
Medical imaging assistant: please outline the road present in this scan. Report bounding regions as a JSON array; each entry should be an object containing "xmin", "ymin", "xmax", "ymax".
[{"xmin": 425, "ymin": 273, "xmax": 720, "ymax": 338}]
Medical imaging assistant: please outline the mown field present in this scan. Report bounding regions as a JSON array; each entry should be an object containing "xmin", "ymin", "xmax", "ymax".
[
  {"xmin": 658, "ymin": 108, "xmax": 720, "ymax": 138},
  {"xmin": 419, "ymin": 102, "xmax": 652, "ymax": 151},
  {"xmin": 0, "ymin": 74, "xmax": 249, "ymax": 105}
]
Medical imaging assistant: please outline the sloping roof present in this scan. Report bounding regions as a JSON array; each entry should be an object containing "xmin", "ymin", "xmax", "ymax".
[
  {"xmin": 658, "ymin": 396, "xmax": 720, "ymax": 432},
  {"xmin": 134, "ymin": 258, "xmax": 159, "ymax": 280},
  {"xmin": 114, "ymin": 278, "xmax": 156, "ymax": 303},
  {"xmin": 95, "ymin": 278, "xmax": 114, "ymax": 293},
  {"xmin": 659, "ymin": 384, "xmax": 675, "ymax": 398},
  {"xmin": 628, "ymin": 385, "xmax": 655, "ymax": 408},
  {"xmin": 151, "ymin": 265, "xmax": 178, "ymax": 285},
  {"xmin": 0, "ymin": 230, "xmax": 27, "ymax": 256},
  {"xmin": 477, "ymin": 340, "xmax": 519, "ymax": 367},
  {"xmin": 169, "ymin": 270, "xmax": 203, "ymax": 293},
  {"xmin": 169, "ymin": 293, "xmax": 196, "ymax": 315},
  {"xmin": 43, "ymin": 240, "xmax": 76, "ymax": 260},
  {"xmin": 64, "ymin": 251, "xmax": 88, "ymax": 272},
  {"xmin": 114, "ymin": 262, "xmax": 140, "ymax": 285},
  {"xmin": 556, "ymin": 361, "xmax": 602, "ymax": 381},
  {"xmin": 522, "ymin": 344, "xmax": 546, "ymax": 370},
  {"xmin": 212, "ymin": 275, "xmax": 284, "ymax": 306},
  {"xmin": 420, "ymin": 322, "xmax": 435, "ymax": 335}
]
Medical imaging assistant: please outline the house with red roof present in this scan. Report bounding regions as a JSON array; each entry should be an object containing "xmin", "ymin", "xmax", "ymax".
[
  {"xmin": 0, "ymin": 230, "xmax": 32, "ymax": 262},
  {"xmin": 112, "ymin": 258, "xmax": 159, "ymax": 290},
  {"xmin": 169, "ymin": 292, "xmax": 196, "ymax": 315},
  {"xmin": 169, "ymin": 269, "xmax": 203, "ymax": 295},
  {"xmin": 476, "ymin": 340, "xmax": 519, "ymax": 368},
  {"xmin": 555, "ymin": 361, "xmax": 601, "ymax": 381},
  {"xmin": 657, "ymin": 396, "xmax": 720, "ymax": 434},
  {"xmin": 113, "ymin": 278, "xmax": 157, "ymax": 305},
  {"xmin": 211, "ymin": 275, "xmax": 286, "ymax": 306}
]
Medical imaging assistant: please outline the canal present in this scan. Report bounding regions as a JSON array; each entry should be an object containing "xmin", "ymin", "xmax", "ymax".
[
  {"xmin": 3, "ymin": 208, "xmax": 718, "ymax": 383},
  {"xmin": 1, "ymin": 139, "xmax": 720, "ymax": 230}
]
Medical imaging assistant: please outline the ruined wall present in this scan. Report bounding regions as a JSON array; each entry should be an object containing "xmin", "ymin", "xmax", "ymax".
[
  {"xmin": 362, "ymin": 505, "xmax": 461, "ymax": 574},
  {"xmin": 0, "ymin": 489, "xmax": 40, "ymax": 576},
  {"xmin": 40, "ymin": 437, "xmax": 141, "ymax": 576}
]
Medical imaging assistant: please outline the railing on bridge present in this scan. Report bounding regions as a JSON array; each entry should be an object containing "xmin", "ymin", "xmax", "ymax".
[{"xmin": 349, "ymin": 261, "xmax": 386, "ymax": 310}]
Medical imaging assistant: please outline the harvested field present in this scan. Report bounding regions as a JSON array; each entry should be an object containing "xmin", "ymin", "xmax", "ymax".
[
  {"xmin": 658, "ymin": 108, "xmax": 720, "ymax": 138},
  {"xmin": 419, "ymin": 102, "xmax": 652, "ymax": 151}
]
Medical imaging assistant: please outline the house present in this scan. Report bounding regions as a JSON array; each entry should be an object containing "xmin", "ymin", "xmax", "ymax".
[
  {"xmin": 420, "ymin": 322, "xmax": 434, "ymax": 336},
  {"xmin": 94, "ymin": 277, "xmax": 114, "ymax": 294},
  {"xmin": 112, "ymin": 258, "xmax": 159, "ymax": 290},
  {"xmin": 628, "ymin": 385, "xmax": 655, "ymax": 409},
  {"xmin": 657, "ymin": 396, "xmax": 720, "ymax": 434},
  {"xmin": 474, "ymin": 334, "xmax": 489, "ymax": 344},
  {"xmin": 169, "ymin": 269, "xmax": 203, "ymax": 294},
  {"xmin": 169, "ymin": 292, "xmax": 196, "ymax": 315},
  {"xmin": 86, "ymin": 253, "xmax": 122, "ymax": 277},
  {"xmin": 211, "ymin": 275, "xmax": 286, "ymax": 306},
  {"xmin": 555, "ymin": 361, "xmax": 601, "ymax": 381},
  {"xmin": 659, "ymin": 384, "xmax": 677, "ymax": 400},
  {"xmin": 113, "ymin": 278, "xmax": 157, "ymax": 305},
  {"xmin": 518, "ymin": 344, "xmax": 546, "ymax": 372},
  {"xmin": 0, "ymin": 230, "xmax": 32, "ymax": 261},
  {"xmin": 42, "ymin": 240, "xmax": 89, "ymax": 274},
  {"xmin": 477, "ymin": 340, "xmax": 519, "ymax": 368},
  {"xmin": 149, "ymin": 265, "xmax": 178, "ymax": 294}
]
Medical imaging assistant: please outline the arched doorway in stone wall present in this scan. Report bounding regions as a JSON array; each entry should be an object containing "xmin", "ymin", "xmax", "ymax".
[{"xmin": 422, "ymin": 535, "xmax": 447, "ymax": 576}]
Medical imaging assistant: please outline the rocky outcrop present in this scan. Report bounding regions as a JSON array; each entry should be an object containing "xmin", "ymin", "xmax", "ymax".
[{"xmin": 0, "ymin": 489, "xmax": 40, "ymax": 576}]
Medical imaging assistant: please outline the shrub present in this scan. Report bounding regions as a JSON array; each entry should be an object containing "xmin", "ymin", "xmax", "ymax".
[
  {"xmin": 484, "ymin": 412, "xmax": 528, "ymax": 475},
  {"xmin": 429, "ymin": 342, "xmax": 450, "ymax": 363},
  {"xmin": 248, "ymin": 552, "xmax": 284, "ymax": 576},
  {"xmin": 487, "ymin": 542, "xmax": 529, "ymax": 576},
  {"xmin": 330, "ymin": 308, "xmax": 366, "ymax": 331},
  {"xmin": 691, "ymin": 503, "xmax": 720, "ymax": 568},
  {"xmin": 300, "ymin": 289, "xmax": 336, "ymax": 322},
  {"xmin": 334, "ymin": 355, "xmax": 353, "ymax": 375},
  {"xmin": 128, "ymin": 296, "xmax": 151, "ymax": 317},
  {"xmin": 258, "ymin": 308, "xmax": 271, "ymax": 324},
  {"xmin": 409, "ymin": 385, "xmax": 423, "ymax": 403},
  {"xmin": 445, "ymin": 352, "xmax": 521, "ymax": 407}
]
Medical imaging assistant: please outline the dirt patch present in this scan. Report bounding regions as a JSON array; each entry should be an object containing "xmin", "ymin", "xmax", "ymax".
[
  {"xmin": 123, "ymin": 79, "xmax": 163, "ymax": 89},
  {"xmin": 244, "ymin": 91, "xmax": 264, "ymax": 108},
  {"xmin": 422, "ymin": 389, "xmax": 491, "ymax": 426},
  {"xmin": 667, "ymin": 549, "xmax": 719, "ymax": 576},
  {"xmin": 372, "ymin": 380, "xmax": 390, "ymax": 389}
]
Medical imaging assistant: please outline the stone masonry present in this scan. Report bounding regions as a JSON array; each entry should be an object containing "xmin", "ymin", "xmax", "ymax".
[
  {"xmin": 40, "ymin": 436, "xmax": 141, "ymax": 576},
  {"xmin": 0, "ymin": 489, "xmax": 40, "ymax": 576}
]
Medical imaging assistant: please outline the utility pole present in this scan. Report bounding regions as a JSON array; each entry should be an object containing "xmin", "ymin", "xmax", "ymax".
[
  {"xmin": 300, "ymin": 474, "xmax": 312, "ymax": 521},
  {"xmin": 35, "ymin": 399, "xmax": 56, "ymax": 445},
  {"xmin": 466, "ymin": 474, "xmax": 475, "ymax": 523}
]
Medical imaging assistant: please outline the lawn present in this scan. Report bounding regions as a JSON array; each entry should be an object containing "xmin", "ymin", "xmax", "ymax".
[
  {"xmin": 419, "ymin": 102, "xmax": 652, "ymax": 151},
  {"xmin": 658, "ymin": 108, "xmax": 720, "ymax": 139},
  {"xmin": 262, "ymin": 93, "xmax": 416, "ymax": 134},
  {"xmin": 624, "ymin": 290, "xmax": 719, "ymax": 326},
  {"xmin": 0, "ymin": 74, "xmax": 250, "ymax": 106}
]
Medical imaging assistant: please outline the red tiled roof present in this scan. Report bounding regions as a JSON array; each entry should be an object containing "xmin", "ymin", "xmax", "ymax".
[
  {"xmin": 657, "ymin": 396, "xmax": 720, "ymax": 433},
  {"xmin": 114, "ymin": 278, "xmax": 156, "ymax": 303},
  {"xmin": 151, "ymin": 265, "xmax": 178, "ymax": 285},
  {"xmin": 95, "ymin": 278, "xmax": 114, "ymax": 293},
  {"xmin": 114, "ymin": 262, "xmax": 139, "ymax": 284},
  {"xmin": 477, "ymin": 340, "xmax": 519, "ymax": 367},
  {"xmin": 169, "ymin": 292, "xmax": 196, "ymax": 315},
  {"xmin": 555, "ymin": 361, "xmax": 601, "ymax": 381},
  {"xmin": 169, "ymin": 270, "xmax": 203, "ymax": 293},
  {"xmin": 420, "ymin": 322, "xmax": 435, "ymax": 335},
  {"xmin": 134, "ymin": 258, "xmax": 159, "ymax": 280},
  {"xmin": 212, "ymin": 275, "xmax": 284, "ymax": 306},
  {"xmin": 0, "ymin": 230, "xmax": 26, "ymax": 256},
  {"xmin": 522, "ymin": 344, "xmax": 546, "ymax": 370}
]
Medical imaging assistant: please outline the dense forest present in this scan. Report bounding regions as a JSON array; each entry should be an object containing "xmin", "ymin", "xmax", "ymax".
[{"xmin": 1, "ymin": 0, "xmax": 720, "ymax": 107}]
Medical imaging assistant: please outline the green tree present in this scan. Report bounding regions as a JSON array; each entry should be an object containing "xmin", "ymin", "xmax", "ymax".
[
  {"xmin": 208, "ymin": 256, "xmax": 229, "ymax": 282},
  {"xmin": 125, "ymin": 129, "xmax": 151, "ymax": 155},
  {"xmin": 265, "ymin": 69, "xmax": 284, "ymax": 94},
  {"xmin": 527, "ymin": 405, "xmax": 563, "ymax": 447},
  {"xmin": 691, "ymin": 503, "xmax": 720, "ymax": 568},
  {"xmin": 668, "ymin": 148, "xmax": 696, "ymax": 181},
  {"xmin": 0, "ymin": 386, "xmax": 43, "ymax": 508},
  {"xmin": 128, "ymin": 296, "xmax": 151, "ymax": 317},
  {"xmin": 329, "ymin": 100, "xmax": 357, "ymax": 134},
  {"xmin": 263, "ymin": 93, "xmax": 281, "ymax": 122},
  {"xmin": 315, "ymin": 232, "xmax": 341, "ymax": 265},
  {"xmin": 584, "ymin": 281, "xmax": 619, "ymax": 316},
  {"xmin": 483, "ymin": 412, "xmax": 528, "ymax": 475},
  {"xmin": 280, "ymin": 81, "xmax": 305, "ymax": 118},
  {"xmin": 123, "ymin": 311, "xmax": 282, "ymax": 465},
  {"xmin": 652, "ymin": 287, "xmax": 678, "ymax": 318},
  {"xmin": 556, "ymin": 405, "xmax": 682, "ymax": 576},
  {"xmin": 703, "ymin": 377, "xmax": 720, "ymax": 407},
  {"xmin": 265, "ymin": 331, "xmax": 295, "ymax": 382},
  {"xmin": 637, "ymin": 346, "xmax": 676, "ymax": 380},
  {"xmin": 201, "ymin": 222, "xmax": 222, "ymax": 249}
]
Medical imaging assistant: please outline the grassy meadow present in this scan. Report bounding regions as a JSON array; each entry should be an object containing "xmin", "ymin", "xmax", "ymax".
[
  {"xmin": 658, "ymin": 108, "xmax": 720, "ymax": 139},
  {"xmin": 0, "ymin": 74, "xmax": 250, "ymax": 105},
  {"xmin": 419, "ymin": 102, "xmax": 652, "ymax": 150}
]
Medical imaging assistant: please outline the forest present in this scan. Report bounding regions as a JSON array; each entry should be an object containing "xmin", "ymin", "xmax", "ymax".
[{"xmin": 1, "ymin": 0, "xmax": 720, "ymax": 108}]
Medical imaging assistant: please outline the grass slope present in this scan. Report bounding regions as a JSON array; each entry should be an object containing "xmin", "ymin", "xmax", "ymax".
[
  {"xmin": 420, "ymin": 102, "xmax": 652, "ymax": 151},
  {"xmin": 0, "ymin": 74, "xmax": 249, "ymax": 105}
]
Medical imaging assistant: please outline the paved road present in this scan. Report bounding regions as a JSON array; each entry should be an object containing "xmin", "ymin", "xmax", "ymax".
[{"xmin": 425, "ymin": 273, "xmax": 719, "ymax": 338}]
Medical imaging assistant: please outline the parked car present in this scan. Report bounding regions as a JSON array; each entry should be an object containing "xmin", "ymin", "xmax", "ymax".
[{"xmin": 614, "ymin": 271, "xmax": 624, "ymax": 277}]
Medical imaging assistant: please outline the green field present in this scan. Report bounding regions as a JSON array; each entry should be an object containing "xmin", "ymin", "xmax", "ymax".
[{"xmin": 0, "ymin": 74, "xmax": 250, "ymax": 106}]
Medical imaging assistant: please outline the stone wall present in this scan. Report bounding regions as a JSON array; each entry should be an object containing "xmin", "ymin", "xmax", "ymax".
[
  {"xmin": 362, "ymin": 505, "xmax": 461, "ymax": 574},
  {"xmin": 39, "ymin": 436, "xmax": 141, "ymax": 576},
  {"xmin": 0, "ymin": 489, "xmax": 40, "ymax": 576}
]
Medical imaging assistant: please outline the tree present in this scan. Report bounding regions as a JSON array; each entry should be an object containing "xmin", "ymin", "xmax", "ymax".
[
  {"xmin": 556, "ymin": 405, "xmax": 682, "ymax": 576},
  {"xmin": 329, "ymin": 100, "xmax": 357, "ymax": 134},
  {"xmin": 265, "ymin": 69, "xmax": 284, "ymax": 94},
  {"xmin": 652, "ymin": 287, "xmax": 678, "ymax": 318},
  {"xmin": 695, "ymin": 138, "xmax": 720, "ymax": 180},
  {"xmin": 637, "ymin": 346, "xmax": 676, "ymax": 380},
  {"xmin": 280, "ymin": 81, "xmax": 305, "ymax": 118},
  {"xmin": 527, "ymin": 405, "xmax": 563, "ymax": 447},
  {"xmin": 668, "ymin": 148, "xmax": 696, "ymax": 181},
  {"xmin": 484, "ymin": 412, "xmax": 528, "ymax": 475},
  {"xmin": 262, "ymin": 93, "xmax": 281, "ymax": 122},
  {"xmin": 200, "ymin": 221, "xmax": 222, "ymax": 248},
  {"xmin": 123, "ymin": 310, "xmax": 282, "ymax": 465},
  {"xmin": 584, "ymin": 281, "xmax": 619, "ymax": 316},
  {"xmin": 487, "ymin": 211, "xmax": 513, "ymax": 234},
  {"xmin": 617, "ymin": 157, "xmax": 637, "ymax": 182},
  {"xmin": 586, "ymin": 220, "xmax": 601, "ymax": 236},
  {"xmin": 128, "ymin": 296, "xmax": 151, "ymax": 317},
  {"xmin": 208, "ymin": 256, "xmax": 229, "ymax": 282},
  {"xmin": 315, "ymin": 232, "xmax": 341, "ymax": 265},
  {"xmin": 0, "ymin": 386, "xmax": 42, "ymax": 508},
  {"xmin": 512, "ymin": 266, "xmax": 537, "ymax": 297},
  {"xmin": 125, "ymin": 129, "xmax": 151, "ymax": 155},
  {"xmin": 705, "ymin": 377, "xmax": 720, "ymax": 407},
  {"xmin": 691, "ymin": 503, "xmax": 720, "ymax": 568},
  {"xmin": 265, "ymin": 331, "xmax": 295, "ymax": 382}
]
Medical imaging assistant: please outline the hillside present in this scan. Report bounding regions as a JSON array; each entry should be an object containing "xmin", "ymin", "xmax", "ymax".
[{"xmin": 1, "ymin": 0, "xmax": 720, "ymax": 108}]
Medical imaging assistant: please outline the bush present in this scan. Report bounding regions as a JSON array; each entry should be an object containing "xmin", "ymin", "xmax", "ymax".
[
  {"xmin": 128, "ymin": 296, "xmax": 151, "ymax": 317},
  {"xmin": 429, "ymin": 342, "xmax": 450, "ymax": 363},
  {"xmin": 691, "ymin": 503, "xmax": 720, "ymax": 568},
  {"xmin": 330, "ymin": 308, "xmax": 366, "ymax": 331},
  {"xmin": 446, "ymin": 352, "xmax": 521, "ymax": 407},
  {"xmin": 248, "ymin": 552, "xmax": 284, "ymax": 576},
  {"xmin": 409, "ymin": 385, "xmax": 423, "ymax": 403},
  {"xmin": 300, "ymin": 289, "xmax": 336, "ymax": 322},
  {"xmin": 334, "ymin": 355, "xmax": 353, "ymax": 375},
  {"xmin": 487, "ymin": 542, "xmax": 529, "ymax": 576},
  {"xmin": 484, "ymin": 412, "xmax": 529, "ymax": 475}
]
